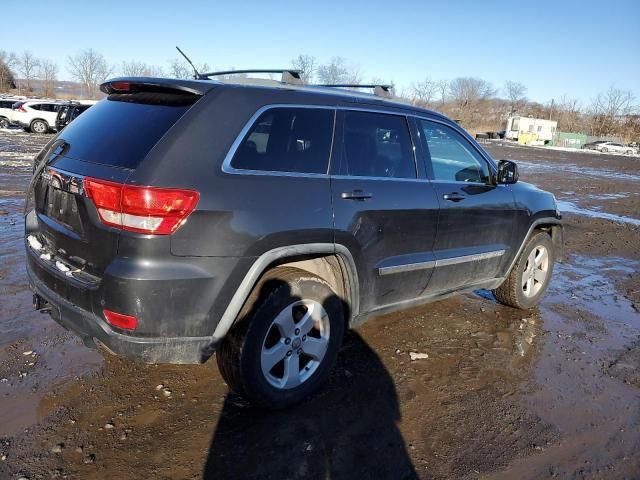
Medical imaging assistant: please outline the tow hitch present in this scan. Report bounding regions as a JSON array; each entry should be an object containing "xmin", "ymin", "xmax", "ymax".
[{"xmin": 33, "ymin": 293, "xmax": 51, "ymax": 313}]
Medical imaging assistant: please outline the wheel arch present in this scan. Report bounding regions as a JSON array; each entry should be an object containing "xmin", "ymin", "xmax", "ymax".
[
  {"xmin": 210, "ymin": 243, "xmax": 359, "ymax": 345},
  {"xmin": 505, "ymin": 218, "xmax": 564, "ymax": 277}
]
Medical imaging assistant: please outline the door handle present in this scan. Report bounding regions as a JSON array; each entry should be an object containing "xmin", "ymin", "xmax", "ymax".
[
  {"xmin": 341, "ymin": 190, "xmax": 373, "ymax": 201},
  {"xmin": 443, "ymin": 192, "xmax": 465, "ymax": 202}
]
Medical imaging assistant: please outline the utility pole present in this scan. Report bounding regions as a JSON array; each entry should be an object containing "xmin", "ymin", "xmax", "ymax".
[{"xmin": 549, "ymin": 98, "xmax": 554, "ymax": 120}]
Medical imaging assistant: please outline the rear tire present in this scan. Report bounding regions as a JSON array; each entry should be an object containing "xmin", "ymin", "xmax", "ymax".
[
  {"xmin": 30, "ymin": 119, "xmax": 48, "ymax": 134},
  {"xmin": 493, "ymin": 231, "xmax": 554, "ymax": 309},
  {"xmin": 216, "ymin": 267, "xmax": 345, "ymax": 409}
]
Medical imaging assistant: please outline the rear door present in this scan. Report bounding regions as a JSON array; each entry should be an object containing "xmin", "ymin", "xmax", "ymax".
[
  {"xmin": 416, "ymin": 118, "xmax": 516, "ymax": 294},
  {"xmin": 331, "ymin": 109, "xmax": 439, "ymax": 312}
]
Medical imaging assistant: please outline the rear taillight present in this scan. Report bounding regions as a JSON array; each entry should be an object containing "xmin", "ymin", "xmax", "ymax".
[
  {"xmin": 84, "ymin": 178, "xmax": 199, "ymax": 235},
  {"xmin": 103, "ymin": 309, "xmax": 138, "ymax": 331}
]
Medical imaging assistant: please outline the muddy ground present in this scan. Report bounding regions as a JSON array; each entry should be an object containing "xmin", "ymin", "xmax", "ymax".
[{"xmin": 0, "ymin": 131, "xmax": 638, "ymax": 480}]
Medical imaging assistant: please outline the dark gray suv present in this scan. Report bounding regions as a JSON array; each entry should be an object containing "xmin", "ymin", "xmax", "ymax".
[{"xmin": 25, "ymin": 74, "xmax": 562, "ymax": 408}]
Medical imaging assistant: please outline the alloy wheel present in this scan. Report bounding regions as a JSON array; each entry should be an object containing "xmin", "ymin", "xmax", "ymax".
[
  {"xmin": 522, "ymin": 245, "xmax": 549, "ymax": 298},
  {"xmin": 260, "ymin": 299, "xmax": 330, "ymax": 390}
]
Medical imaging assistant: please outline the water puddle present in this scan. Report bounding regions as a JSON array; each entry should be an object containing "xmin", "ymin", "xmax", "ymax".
[
  {"xmin": 0, "ymin": 136, "xmax": 104, "ymax": 437},
  {"xmin": 556, "ymin": 199, "xmax": 640, "ymax": 226},
  {"xmin": 517, "ymin": 160, "xmax": 640, "ymax": 182},
  {"xmin": 489, "ymin": 255, "xmax": 640, "ymax": 478}
]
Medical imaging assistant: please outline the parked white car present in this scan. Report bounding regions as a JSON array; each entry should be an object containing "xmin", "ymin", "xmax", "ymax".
[
  {"xmin": 0, "ymin": 97, "xmax": 23, "ymax": 129},
  {"xmin": 594, "ymin": 141, "xmax": 636, "ymax": 155},
  {"xmin": 11, "ymin": 100, "xmax": 63, "ymax": 133}
]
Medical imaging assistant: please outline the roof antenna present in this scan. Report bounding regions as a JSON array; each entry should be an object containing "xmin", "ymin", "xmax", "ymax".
[{"xmin": 175, "ymin": 46, "xmax": 203, "ymax": 80}]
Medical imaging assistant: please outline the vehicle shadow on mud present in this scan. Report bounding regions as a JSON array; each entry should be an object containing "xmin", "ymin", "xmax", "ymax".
[{"xmin": 203, "ymin": 282, "xmax": 417, "ymax": 480}]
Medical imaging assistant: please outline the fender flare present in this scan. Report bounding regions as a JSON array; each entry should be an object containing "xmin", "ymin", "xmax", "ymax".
[
  {"xmin": 210, "ymin": 243, "xmax": 359, "ymax": 344},
  {"xmin": 505, "ymin": 218, "xmax": 563, "ymax": 275}
]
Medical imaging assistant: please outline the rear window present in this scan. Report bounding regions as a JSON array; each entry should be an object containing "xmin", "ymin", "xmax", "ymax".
[
  {"xmin": 231, "ymin": 107, "xmax": 335, "ymax": 174},
  {"xmin": 57, "ymin": 96, "xmax": 192, "ymax": 169}
]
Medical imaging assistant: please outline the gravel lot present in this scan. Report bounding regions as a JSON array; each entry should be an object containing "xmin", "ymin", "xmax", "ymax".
[{"xmin": 1, "ymin": 131, "xmax": 639, "ymax": 479}]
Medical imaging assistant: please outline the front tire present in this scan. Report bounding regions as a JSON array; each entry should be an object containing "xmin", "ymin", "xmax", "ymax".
[
  {"xmin": 493, "ymin": 231, "xmax": 554, "ymax": 309},
  {"xmin": 0, "ymin": 118, "xmax": 9, "ymax": 129},
  {"xmin": 216, "ymin": 267, "xmax": 345, "ymax": 409}
]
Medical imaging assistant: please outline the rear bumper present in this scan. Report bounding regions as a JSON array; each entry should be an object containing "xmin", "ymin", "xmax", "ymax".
[{"xmin": 27, "ymin": 261, "xmax": 215, "ymax": 364}]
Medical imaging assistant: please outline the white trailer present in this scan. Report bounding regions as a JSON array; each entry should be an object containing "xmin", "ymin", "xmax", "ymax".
[{"xmin": 505, "ymin": 116, "xmax": 557, "ymax": 143}]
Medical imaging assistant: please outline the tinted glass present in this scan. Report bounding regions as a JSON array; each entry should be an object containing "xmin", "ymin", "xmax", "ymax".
[
  {"xmin": 420, "ymin": 120, "xmax": 490, "ymax": 183},
  {"xmin": 58, "ymin": 97, "xmax": 191, "ymax": 169},
  {"xmin": 339, "ymin": 111, "xmax": 415, "ymax": 179},
  {"xmin": 57, "ymin": 106, "xmax": 70, "ymax": 122},
  {"xmin": 231, "ymin": 107, "xmax": 334, "ymax": 174},
  {"xmin": 30, "ymin": 104, "xmax": 41, "ymax": 110}
]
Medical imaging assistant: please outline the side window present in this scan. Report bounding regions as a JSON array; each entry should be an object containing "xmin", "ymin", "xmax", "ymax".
[
  {"xmin": 30, "ymin": 104, "xmax": 41, "ymax": 111},
  {"xmin": 419, "ymin": 120, "xmax": 491, "ymax": 184},
  {"xmin": 231, "ymin": 107, "xmax": 334, "ymax": 174},
  {"xmin": 340, "ymin": 111, "xmax": 415, "ymax": 179}
]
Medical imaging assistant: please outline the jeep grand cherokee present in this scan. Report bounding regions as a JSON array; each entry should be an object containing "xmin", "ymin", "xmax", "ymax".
[{"xmin": 26, "ymin": 74, "xmax": 562, "ymax": 408}]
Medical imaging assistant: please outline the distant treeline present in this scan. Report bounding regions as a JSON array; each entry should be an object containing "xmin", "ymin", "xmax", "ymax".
[{"xmin": 1, "ymin": 49, "xmax": 637, "ymax": 141}]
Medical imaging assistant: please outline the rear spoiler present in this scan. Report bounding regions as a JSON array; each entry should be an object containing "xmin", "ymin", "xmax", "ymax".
[{"xmin": 100, "ymin": 77, "xmax": 217, "ymax": 96}]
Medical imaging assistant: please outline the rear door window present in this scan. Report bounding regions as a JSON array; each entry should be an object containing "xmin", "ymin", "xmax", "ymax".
[
  {"xmin": 57, "ymin": 97, "xmax": 193, "ymax": 169},
  {"xmin": 337, "ymin": 111, "xmax": 416, "ymax": 179},
  {"xmin": 231, "ymin": 107, "xmax": 335, "ymax": 174}
]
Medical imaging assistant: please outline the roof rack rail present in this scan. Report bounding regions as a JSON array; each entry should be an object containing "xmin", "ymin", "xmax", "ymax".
[
  {"xmin": 200, "ymin": 69, "xmax": 303, "ymax": 85},
  {"xmin": 314, "ymin": 84, "xmax": 393, "ymax": 99}
]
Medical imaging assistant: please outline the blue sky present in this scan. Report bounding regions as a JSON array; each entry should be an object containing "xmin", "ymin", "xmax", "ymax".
[{"xmin": 3, "ymin": 0, "xmax": 639, "ymax": 104}]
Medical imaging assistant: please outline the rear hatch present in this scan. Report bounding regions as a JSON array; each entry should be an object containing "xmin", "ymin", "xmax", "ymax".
[{"xmin": 27, "ymin": 80, "xmax": 209, "ymax": 287}]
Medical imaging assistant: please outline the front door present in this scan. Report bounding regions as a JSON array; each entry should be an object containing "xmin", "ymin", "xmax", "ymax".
[
  {"xmin": 331, "ymin": 110, "xmax": 440, "ymax": 312},
  {"xmin": 416, "ymin": 118, "xmax": 516, "ymax": 294}
]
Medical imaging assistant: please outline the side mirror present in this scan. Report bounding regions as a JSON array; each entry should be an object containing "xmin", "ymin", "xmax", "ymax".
[{"xmin": 497, "ymin": 160, "xmax": 519, "ymax": 184}]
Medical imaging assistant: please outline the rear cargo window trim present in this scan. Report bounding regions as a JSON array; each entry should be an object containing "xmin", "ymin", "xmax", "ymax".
[{"xmin": 222, "ymin": 104, "xmax": 337, "ymax": 178}]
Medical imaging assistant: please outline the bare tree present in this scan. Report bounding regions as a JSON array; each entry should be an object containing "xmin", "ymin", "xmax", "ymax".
[
  {"xmin": 169, "ymin": 58, "xmax": 193, "ymax": 79},
  {"xmin": 0, "ymin": 50, "xmax": 18, "ymax": 92},
  {"xmin": 436, "ymin": 79, "xmax": 448, "ymax": 107},
  {"xmin": 18, "ymin": 51, "xmax": 39, "ymax": 92},
  {"xmin": 168, "ymin": 58, "xmax": 210, "ymax": 79},
  {"xmin": 411, "ymin": 77, "xmax": 437, "ymax": 107},
  {"xmin": 556, "ymin": 95, "xmax": 582, "ymax": 133},
  {"xmin": 67, "ymin": 49, "xmax": 113, "ymax": 98},
  {"xmin": 588, "ymin": 86, "xmax": 635, "ymax": 136},
  {"xmin": 38, "ymin": 60, "xmax": 58, "ymax": 98},
  {"xmin": 291, "ymin": 54, "xmax": 316, "ymax": 84},
  {"xmin": 121, "ymin": 60, "xmax": 164, "ymax": 77},
  {"xmin": 316, "ymin": 57, "xmax": 361, "ymax": 85},
  {"xmin": 448, "ymin": 77, "xmax": 496, "ymax": 127},
  {"xmin": 504, "ymin": 80, "xmax": 528, "ymax": 113}
]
